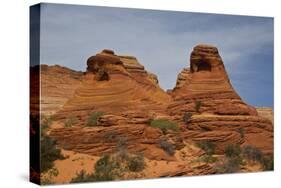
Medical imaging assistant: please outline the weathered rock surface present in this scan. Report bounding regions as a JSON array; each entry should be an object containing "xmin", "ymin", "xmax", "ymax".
[
  {"xmin": 50, "ymin": 125, "xmax": 181, "ymax": 161},
  {"xmin": 40, "ymin": 65, "xmax": 83, "ymax": 115},
  {"xmin": 54, "ymin": 50, "xmax": 171, "ymax": 123},
  {"xmin": 169, "ymin": 44, "xmax": 257, "ymax": 116},
  {"xmin": 256, "ymin": 107, "xmax": 274, "ymax": 123},
  {"xmin": 40, "ymin": 46, "xmax": 273, "ymax": 179},
  {"xmin": 182, "ymin": 114, "xmax": 273, "ymax": 154},
  {"xmin": 168, "ymin": 44, "xmax": 273, "ymax": 155}
]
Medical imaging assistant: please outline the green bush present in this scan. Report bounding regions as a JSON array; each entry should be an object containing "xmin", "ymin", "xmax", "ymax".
[
  {"xmin": 41, "ymin": 136, "xmax": 64, "ymax": 173},
  {"xmin": 196, "ymin": 141, "xmax": 216, "ymax": 155},
  {"xmin": 261, "ymin": 155, "xmax": 274, "ymax": 171},
  {"xmin": 71, "ymin": 151, "xmax": 147, "ymax": 183},
  {"xmin": 86, "ymin": 112, "xmax": 105, "ymax": 127},
  {"xmin": 215, "ymin": 157, "xmax": 242, "ymax": 173},
  {"xmin": 64, "ymin": 117, "xmax": 79, "ymax": 128},
  {"xmin": 195, "ymin": 100, "xmax": 202, "ymax": 113},
  {"xmin": 103, "ymin": 131, "xmax": 118, "ymax": 142},
  {"xmin": 71, "ymin": 155, "xmax": 121, "ymax": 182},
  {"xmin": 159, "ymin": 139, "xmax": 176, "ymax": 156},
  {"xmin": 41, "ymin": 167, "xmax": 59, "ymax": 185},
  {"xmin": 93, "ymin": 155, "xmax": 122, "ymax": 181},
  {"xmin": 127, "ymin": 154, "xmax": 145, "ymax": 172},
  {"xmin": 117, "ymin": 137, "xmax": 128, "ymax": 151},
  {"xmin": 183, "ymin": 112, "xmax": 192, "ymax": 124},
  {"xmin": 225, "ymin": 144, "xmax": 241, "ymax": 158},
  {"xmin": 242, "ymin": 145, "xmax": 273, "ymax": 170},
  {"xmin": 213, "ymin": 144, "xmax": 243, "ymax": 173},
  {"xmin": 71, "ymin": 170, "xmax": 92, "ymax": 183},
  {"xmin": 150, "ymin": 119, "xmax": 179, "ymax": 134},
  {"xmin": 242, "ymin": 145, "xmax": 263, "ymax": 162},
  {"xmin": 198, "ymin": 155, "xmax": 217, "ymax": 163},
  {"xmin": 41, "ymin": 115, "xmax": 53, "ymax": 135},
  {"xmin": 116, "ymin": 137, "xmax": 130, "ymax": 161}
]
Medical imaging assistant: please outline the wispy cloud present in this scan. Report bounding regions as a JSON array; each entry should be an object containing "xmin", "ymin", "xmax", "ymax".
[{"xmin": 39, "ymin": 3, "xmax": 273, "ymax": 107}]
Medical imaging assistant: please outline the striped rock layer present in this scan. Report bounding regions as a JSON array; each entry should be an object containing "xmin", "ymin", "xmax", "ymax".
[{"xmin": 38, "ymin": 46, "xmax": 273, "ymax": 165}]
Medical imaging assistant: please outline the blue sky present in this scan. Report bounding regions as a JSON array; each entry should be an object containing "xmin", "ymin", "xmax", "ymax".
[{"xmin": 39, "ymin": 3, "xmax": 274, "ymax": 107}]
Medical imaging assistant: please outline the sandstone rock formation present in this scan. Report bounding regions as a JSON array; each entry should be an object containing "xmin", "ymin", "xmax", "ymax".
[
  {"xmin": 40, "ymin": 65, "xmax": 83, "ymax": 115},
  {"xmin": 170, "ymin": 44, "xmax": 257, "ymax": 116},
  {"xmin": 256, "ymin": 107, "xmax": 274, "ymax": 123},
  {"xmin": 168, "ymin": 44, "xmax": 273, "ymax": 155},
  {"xmin": 54, "ymin": 49, "xmax": 171, "ymax": 122},
  {"xmin": 39, "ymin": 46, "xmax": 273, "ymax": 182}
]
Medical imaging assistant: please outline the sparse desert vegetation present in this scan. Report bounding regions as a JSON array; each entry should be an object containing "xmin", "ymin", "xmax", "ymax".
[
  {"xmin": 71, "ymin": 152, "xmax": 145, "ymax": 182},
  {"xmin": 86, "ymin": 111, "xmax": 105, "ymax": 126},
  {"xmin": 158, "ymin": 138, "xmax": 176, "ymax": 156},
  {"xmin": 64, "ymin": 116, "xmax": 79, "ymax": 127},
  {"xmin": 149, "ymin": 119, "xmax": 179, "ymax": 134},
  {"xmin": 183, "ymin": 112, "xmax": 192, "ymax": 124},
  {"xmin": 195, "ymin": 100, "xmax": 202, "ymax": 113},
  {"xmin": 40, "ymin": 135, "xmax": 65, "ymax": 173},
  {"xmin": 34, "ymin": 45, "xmax": 273, "ymax": 185}
]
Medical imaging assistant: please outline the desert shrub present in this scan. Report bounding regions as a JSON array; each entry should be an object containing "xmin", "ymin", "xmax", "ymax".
[
  {"xmin": 71, "ymin": 154, "xmax": 122, "ymax": 183},
  {"xmin": 242, "ymin": 145, "xmax": 263, "ymax": 162},
  {"xmin": 199, "ymin": 154, "xmax": 217, "ymax": 163},
  {"xmin": 116, "ymin": 137, "xmax": 130, "ymax": 161},
  {"xmin": 195, "ymin": 100, "xmax": 202, "ymax": 113},
  {"xmin": 41, "ymin": 136, "xmax": 64, "ymax": 173},
  {"xmin": 196, "ymin": 141, "xmax": 216, "ymax": 155},
  {"xmin": 117, "ymin": 137, "xmax": 128, "ymax": 151},
  {"xmin": 242, "ymin": 145, "xmax": 273, "ymax": 170},
  {"xmin": 41, "ymin": 115, "xmax": 53, "ymax": 135},
  {"xmin": 183, "ymin": 112, "xmax": 192, "ymax": 124},
  {"xmin": 159, "ymin": 139, "xmax": 176, "ymax": 156},
  {"xmin": 215, "ymin": 157, "xmax": 242, "ymax": 173},
  {"xmin": 261, "ymin": 155, "xmax": 274, "ymax": 171},
  {"xmin": 64, "ymin": 116, "xmax": 79, "ymax": 128},
  {"xmin": 225, "ymin": 144, "xmax": 241, "ymax": 158},
  {"xmin": 86, "ymin": 111, "xmax": 105, "ymax": 127},
  {"xmin": 103, "ymin": 131, "xmax": 118, "ymax": 142},
  {"xmin": 238, "ymin": 127, "xmax": 245, "ymax": 139},
  {"xmin": 71, "ymin": 150, "xmax": 147, "ymax": 183},
  {"xmin": 127, "ymin": 154, "xmax": 145, "ymax": 172},
  {"xmin": 214, "ymin": 144, "xmax": 243, "ymax": 173},
  {"xmin": 92, "ymin": 155, "xmax": 122, "ymax": 181},
  {"xmin": 41, "ymin": 167, "xmax": 59, "ymax": 185},
  {"xmin": 71, "ymin": 170, "xmax": 92, "ymax": 183},
  {"xmin": 150, "ymin": 119, "xmax": 179, "ymax": 134}
]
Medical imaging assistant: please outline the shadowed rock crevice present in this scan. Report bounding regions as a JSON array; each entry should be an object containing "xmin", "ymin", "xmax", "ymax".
[{"xmin": 194, "ymin": 61, "xmax": 212, "ymax": 72}]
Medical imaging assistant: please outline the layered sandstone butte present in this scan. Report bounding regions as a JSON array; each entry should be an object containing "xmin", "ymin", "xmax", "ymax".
[
  {"xmin": 170, "ymin": 44, "xmax": 257, "ymax": 116},
  {"xmin": 40, "ymin": 46, "xmax": 273, "ymax": 182},
  {"xmin": 54, "ymin": 49, "xmax": 171, "ymax": 122},
  {"xmin": 49, "ymin": 49, "xmax": 175, "ymax": 161},
  {"xmin": 169, "ymin": 44, "xmax": 273, "ymax": 155}
]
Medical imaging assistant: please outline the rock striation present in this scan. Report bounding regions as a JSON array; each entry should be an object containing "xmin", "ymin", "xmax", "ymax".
[
  {"xmin": 40, "ymin": 65, "xmax": 83, "ymax": 115},
  {"xmin": 40, "ymin": 46, "xmax": 273, "ymax": 180},
  {"xmin": 169, "ymin": 44, "xmax": 257, "ymax": 116},
  {"xmin": 54, "ymin": 49, "xmax": 171, "ymax": 122},
  {"xmin": 168, "ymin": 44, "xmax": 273, "ymax": 155}
]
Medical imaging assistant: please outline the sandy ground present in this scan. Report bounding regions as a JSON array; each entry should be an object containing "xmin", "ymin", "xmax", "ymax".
[
  {"xmin": 44, "ymin": 150, "xmax": 99, "ymax": 184},
  {"xmin": 44, "ymin": 141, "xmax": 207, "ymax": 184}
]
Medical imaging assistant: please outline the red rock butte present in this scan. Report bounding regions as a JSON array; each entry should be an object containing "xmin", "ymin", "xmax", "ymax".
[
  {"xmin": 35, "ymin": 44, "xmax": 273, "ymax": 176},
  {"xmin": 170, "ymin": 44, "xmax": 257, "ymax": 116}
]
